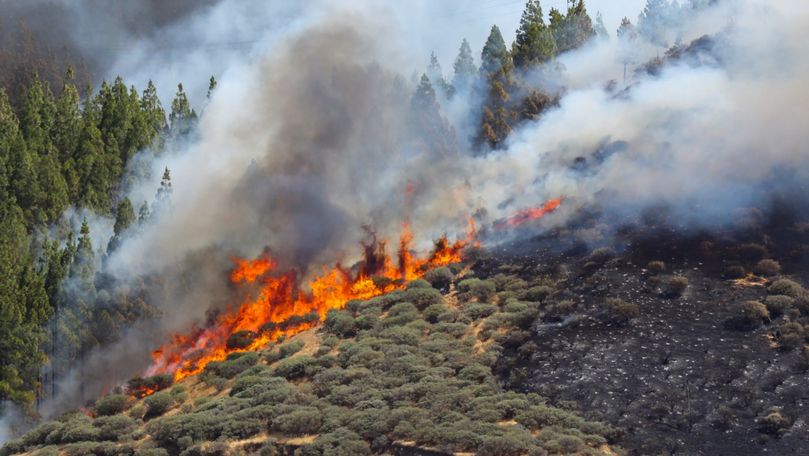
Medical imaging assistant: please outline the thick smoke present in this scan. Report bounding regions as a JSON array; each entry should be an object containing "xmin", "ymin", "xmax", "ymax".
[{"xmin": 9, "ymin": 0, "xmax": 809, "ymax": 429}]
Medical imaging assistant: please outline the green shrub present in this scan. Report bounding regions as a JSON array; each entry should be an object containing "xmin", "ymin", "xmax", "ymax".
[
  {"xmin": 422, "ymin": 303, "xmax": 448, "ymax": 323},
  {"xmin": 273, "ymin": 356, "xmax": 319, "ymax": 380},
  {"xmin": 754, "ymin": 259, "xmax": 781, "ymax": 276},
  {"xmin": 127, "ymin": 374, "xmax": 173, "ymax": 397},
  {"xmin": 725, "ymin": 300, "xmax": 770, "ymax": 331},
  {"xmin": 769, "ymin": 278, "xmax": 805, "ymax": 298},
  {"xmin": 477, "ymin": 431, "xmax": 535, "ymax": 456},
  {"xmin": 64, "ymin": 441, "xmax": 132, "ymax": 456},
  {"xmin": 278, "ymin": 340, "xmax": 305, "ymax": 358},
  {"xmin": 777, "ymin": 322, "xmax": 806, "ymax": 350},
  {"xmin": 424, "ymin": 267, "xmax": 453, "ymax": 290},
  {"xmin": 588, "ymin": 247, "xmax": 614, "ymax": 264},
  {"xmin": 298, "ymin": 428, "xmax": 371, "ymax": 456},
  {"xmin": 458, "ymin": 279, "xmax": 496, "ymax": 302},
  {"xmin": 225, "ymin": 330, "xmax": 258, "ymax": 350},
  {"xmin": 464, "ymin": 302, "xmax": 497, "ymax": 320},
  {"xmin": 406, "ymin": 279, "xmax": 432, "ymax": 289},
  {"xmin": 603, "ymin": 298, "xmax": 639, "ymax": 326},
  {"xmin": 325, "ymin": 310, "xmax": 356, "ymax": 337},
  {"xmin": 400, "ymin": 287, "xmax": 444, "ymax": 310},
  {"xmin": 95, "ymin": 394, "xmax": 132, "ymax": 416},
  {"xmin": 519, "ymin": 286, "xmax": 553, "ymax": 302},
  {"xmin": 765, "ymin": 295, "xmax": 795, "ymax": 317},
  {"xmin": 94, "ymin": 415, "xmax": 137, "ymax": 441},
  {"xmin": 204, "ymin": 351, "xmax": 259, "ymax": 378},
  {"xmin": 270, "ymin": 407, "xmax": 323, "ymax": 435},
  {"xmin": 144, "ymin": 392, "xmax": 173, "ymax": 418},
  {"xmin": 135, "ymin": 449, "xmax": 169, "ymax": 456}
]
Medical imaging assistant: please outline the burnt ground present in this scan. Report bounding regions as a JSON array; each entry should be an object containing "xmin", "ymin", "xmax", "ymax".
[{"xmin": 485, "ymin": 220, "xmax": 809, "ymax": 456}]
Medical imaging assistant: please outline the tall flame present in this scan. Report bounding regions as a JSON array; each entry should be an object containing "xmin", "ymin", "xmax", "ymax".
[
  {"xmin": 495, "ymin": 197, "xmax": 563, "ymax": 230},
  {"xmin": 142, "ymin": 224, "xmax": 472, "ymax": 384}
]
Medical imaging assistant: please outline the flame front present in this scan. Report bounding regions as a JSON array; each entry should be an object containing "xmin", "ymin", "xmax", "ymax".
[
  {"xmin": 496, "ymin": 197, "xmax": 563, "ymax": 229},
  {"xmin": 143, "ymin": 225, "xmax": 472, "ymax": 384}
]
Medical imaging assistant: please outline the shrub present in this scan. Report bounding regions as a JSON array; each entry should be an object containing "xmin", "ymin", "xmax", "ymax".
[
  {"xmin": 424, "ymin": 267, "xmax": 453, "ymax": 290},
  {"xmin": 464, "ymin": 302, "xmax": 497, "ymax": 320},
  {"xmin": 543, "ymin": 300, "xmax": 575, "ymax": 322},
  {"xmin": 647, "ymin": 261, "xmax": 666, "ymax": 274},
  {"xmin": 422, "ymin": 303, "xmax": 448, "ymax": 323},
  {"xmin": 458, "ymin": 279, "xmax": 496, "ymax": 302},
  {"xmin": 94, "ymin": 415, "xmax": 137, "ymax": 441},
  {"xmin": 204, "ymin": 351, "xmax": 259, "ymax": 378},
  {"xmin": 407, "ymin": 279, "xmax": 432, "ymax": 289},
  {"xmin": 64, "ymin": 441, "xmax": 131, "ymax": 456},
  {"xmin": 754, "ymin": 259, "xmax": 781, "ymax": 276},
  {"xmin": 518, "ymin": 286, "xmax": 553, "ymax": 302},
  {"xmin": 270, "ymin": 407, "xmax": 323, "ymax": 436},
  {"xmin": 664, "ymin": 275, "xmax": 688, "ymax": 297},
  {"xmin": 725, "ymin": 301, "xmax": 770, "ymax": 331},
  {"xmin": 135, "ymin": 449, "xmax": 169, "ymax": 456},
  {"xmin": 273, "ymin": 356, "xmax": 319, "ymax": 380},
  {"xmin": 225, "ymin": 330, "xmax": 258, "ymax": 350},
  {"xmin": 477, "ymin": 431, "xmax": 535, "ymax": 456},
  {"xmin": 764, "ymin": 295, "xmax": 795, "ymax": 317},
  {"xmin": 325, "ymin": 310, "xmax": 356, "ymax": 337},
  {"xmin": 401, "ymin": 287, "xmax": 444, "ymax": 310},
  {"xmin": 777, "ymin": 322, "xmax": 806, "ymax": 350},
  {"xmin": 299, "ymin": 428, "xmax": 371, "ymax": 456},
  {"xmin": 144, "ymin": 392, "xmax": 173, "ymax": 418},
  {"xmin": 95, "ymin": 394, "xmax": 132, "ymax": 416},
  {"xmin": 769, "ymin": 278, "xmax": 805, "ymax": 298},
  {"xmin": 758, "ymin": 409, "xmax": 791, "ymax": 435},
  {"xmin": 128, "ymin": 374, "xmax": 173, "ymax": 397},
  {"xmin": 724, "ymin": 265, "xmax": 746, "ymax": 279},
  {"xmin": 603, "ymin": 298, "xmax": 639, "ymax": 326},
  {"xmin": 278, "ymin": 340, "xmax": 305, "ymax": 358},
  {"xmin": 588, "ymin": 247, "xmax": 614, "ymax": 264}
]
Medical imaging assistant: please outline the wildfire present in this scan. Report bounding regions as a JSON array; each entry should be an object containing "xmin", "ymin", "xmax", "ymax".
[
  {"xmin": 141, "ymin": 224, "xmax": 473, "ymax": 386},
  {"xmin": 495, "ymin": 197, "xmax": 563, "ymax": 230}
]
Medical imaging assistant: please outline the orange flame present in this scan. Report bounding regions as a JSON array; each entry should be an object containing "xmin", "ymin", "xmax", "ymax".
[
  {"xmin": 495, "ymin": 197, "xmax": 563, "ymax": 230},
  {"xmin": 142, "ymin": 223, "xmax": 476, "ymax": 386}
]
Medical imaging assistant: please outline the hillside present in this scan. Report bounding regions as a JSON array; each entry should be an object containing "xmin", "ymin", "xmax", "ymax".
[{"xmin": 2, "ymin": 266, "xmax": 621, "ymax": 456}]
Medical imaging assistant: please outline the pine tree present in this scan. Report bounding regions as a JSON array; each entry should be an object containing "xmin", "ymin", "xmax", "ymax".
[
  {"xmin": 108, "ymin": 197, "xmax": 136, "ymax": 253},
  {"xmin": 169, "ymin": 83, "xmax": 197, "ymax": 138},
  {"xmin": 452, "ymin": 39, "xmax": 477, "ymax": 92},
  {"xmin": 409, "ymin": 75, "xmax": 458, "ymax": 157},
  {"xmin": 152, "ymin": 167, "xmax": 173, "ymax": 215},
  {"xmin": 1, "ymin": 88, "xmax": 39, "ymax": 219},
  {"xmin": 207, "ymin": 76, "xmax": 218, "ymax": 99},
  {"xmin": 0, "ymin": 200, "xmax": 51, "ymax": 409},
  {"xmin": 138, "ymin": 201, "xmax": 151, "ymax": 225},
  {"xmin": 512, "ymin": 1, "xmax": 556, "ymax": 69},
  {"xmin": 550, "ymin": 1, "xmax": 596, "ymax": 54},
  {"xmin": 480, "ymin": 25, "xmax": 512, "ymax": 77},
  {"xmin": 617, "ymin": 17, "xmax": 638, "ymax": 40},
  {"xmin": 141, "ymin": 80, "xmax": 167, "ymax": 140},
  {"xmin": 426, "ymin": 52, "xmax": 451, "ymax": 97},
  {"xmin": 594, "ymin": 11, "xmax": 609, "ymax": 39},
  {"xmin": 638, "ymin": 0, "xmax": 675, "ymax": 48}
]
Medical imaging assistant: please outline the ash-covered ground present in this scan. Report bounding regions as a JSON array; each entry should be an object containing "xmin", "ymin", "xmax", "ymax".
[{"xmin": 486, "ymin": 212, "xmax": 809, "ymax": 455}]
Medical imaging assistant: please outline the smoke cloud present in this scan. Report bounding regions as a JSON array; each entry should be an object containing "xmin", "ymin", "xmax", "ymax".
[{"xmin": 7, "ymin": 0, "xmax": 809, "ymax": 430}]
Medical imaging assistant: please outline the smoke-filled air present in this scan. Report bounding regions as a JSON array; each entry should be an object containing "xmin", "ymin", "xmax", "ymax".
[{"xmin": 2, "ymin": 1, "xmax": 809, "ymax": 455}]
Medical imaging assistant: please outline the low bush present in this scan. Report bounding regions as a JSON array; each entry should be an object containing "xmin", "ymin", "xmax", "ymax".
[
  {"xmin": 777, "ymin": 322, "xmax": 806, "ymax": 350},
  {"xmin": 95, "ymin": 394, "xmax": 132, "ymax": 416},
  {"xmin": 518, "ymin": 286, "xmax": 553, "ymax": 302},
  {"xmin": 764, "ymin": 295, "xmax": 795, "ymax": 317},
  {"xmin": 646, "ymin": 261, "xmax": 666, "ymax": 274},
  {"xmin": 273, "ymin": 355, "xmax": 319, "ymax": 380},
  {"xmin": 758, "ymin": 409, "xmax": 791, "ymax": 435},
  {"xmin": 458, "ymin": 278, "xmax": 497, "ymax": 302},
  {"xmin": 588, "ymin": 247, "xmax": 614, "ymax": 264},
  {"xmin": 94, "ymin": 415, "xmax": 137, "ymax": 441},
  {"xmin": 464, "ymin": 302, "xmax": 498, "ymax": 320},
  {"xmin": 324, "ymin": 310, "xmax": 356, "ymax": 337},
  {"xmin": 769, "ymin": 278, "xmax": 805, "ymax": 298},
  {"xmin": 724, "ymin": 265, "xmax": 746, "ymax": 279},
  {"xmin": 204, "ymin": 351, "xmax": 259, "ymax": 379},
  {"xmin": 603, "ymin": 298, "xmax": 639, "ymax": 326},
  {"xmin": 754, "ymin": 259, "xmax": 781, "ymax": 276},
  {"xmin": 270, "ymin": 407, "xmax": 323, "ymax": 435},
  {"xmin": 664, "ymin": 275, "xmax": 688, "ymax": 297},
  {"xmin": 424, "ymin": 267, "xmax": 453, "ymax": 290},
  {"xmin": 144, "ymin": 392, "xmax": 173, "ymax": 419},
  {"xmin": 725, "ymin": 300, "xmax": 770, "ymax": 331},
  {"xmin": 400, "ymin": 287, "xmax": 444, "ymax": 310}
]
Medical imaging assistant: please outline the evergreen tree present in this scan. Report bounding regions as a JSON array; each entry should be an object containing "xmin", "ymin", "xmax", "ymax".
[
  {"xmin": 617, "ymin": 17, "xmax": 638, "ymax": 40},
  {"xmin": 207, "ymin": 76, "xmax": 218, "ymax": 99},
  {"xmin": 138, "ymin": 201, "xmax": 151, "ymax": 225},
  {"xmin": 480, "ymin": 25, "xmax": 511, "ymax": 77},
  {"xmin": 169, "ymin": 83, "xmax": 197, "ymax": 138},
  {"xmin": 1, "ymin": 88, "xmax": 39, "ymax": 219},
  {"xmin": 152, "ymin": 167, "xmax": 173, "ymax": 215},
  {"xmin": 19, "ymin": 75, "xmax": 56, "ymax": 156},
  {"xmin": 511, "ymin": 1, "xmax": 556, "ymax": 69},
  {"xmin": 141, "ymin": 80, "xmax": 167, "ymax": 141},
  {"xmin": 594, "ymin": 11, "xmax": 609, "ymax": 39},
  {"xmin": 549, "ymin": 0, "xmax": 596, "ymax": 54},
  {"xmin": 0, "ymin": 200, "xmax": 51, "ymax": 409},
  {"xmin": 409, "ymin": 75, "xmax": 458, "ymax": 157},
  {"xmin": 426, "ymin": 52, "xmax": 451, "ymax": 97},
  {"xmin": 638, "ymin": 0, "xmax": 676, "ymax": 48},
  {"xmin": 113, "ymin": 197, "xmax": 136, "ymax": 237},
  {"xmin": 411, "ymin": 74, "xmax": 438, "ymax": 113},
  {"xmin": 451, "ymin": 38, "xmax": 477, "ymax": 92}
]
